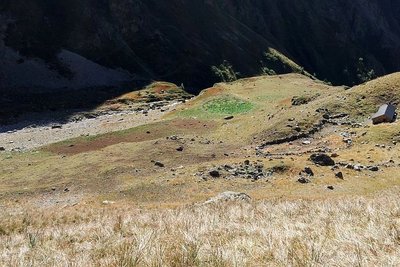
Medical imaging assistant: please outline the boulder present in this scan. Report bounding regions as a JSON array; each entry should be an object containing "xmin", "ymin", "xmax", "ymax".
[
  {"xmin": 209, "ymin": 170, "xmax": 221, "ymax": 178},
  {"xmin": 298, "ymin": 177, "xmax": 311, "ymax": 184},
  {"xmin": 303, "ymin": 167, "xmax": 314, "ymax": 176},
  {"xmin": 335, "ymin": 172, "xmax": 344, "ymax": 179},
  {"xmin": 203, "ymin": 191, "xmax": 251, "ymax": 204},
  {"xmin": 310, "ymin": 153, "xmax": 335, "ymax": 166},
  {"xmin": 367, "ymin": 166, "xmax": 379, "ymax": 172}
]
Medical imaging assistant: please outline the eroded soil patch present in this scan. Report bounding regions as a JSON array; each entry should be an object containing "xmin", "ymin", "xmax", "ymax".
[{"xmin": 44, "ymin": 119, "xmax": 217, "ymax": 155}]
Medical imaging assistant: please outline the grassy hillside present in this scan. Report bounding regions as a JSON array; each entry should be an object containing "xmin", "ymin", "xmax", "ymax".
[
  {"xmin": 1, "ymin": 73, "xmax": 400, "ymax": 266},
  {"xmin": 2, "ymin": 73, "xmax": 400, "ymax": 203}
]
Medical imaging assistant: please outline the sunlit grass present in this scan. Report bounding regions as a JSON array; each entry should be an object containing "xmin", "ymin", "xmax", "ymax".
[
  {"xmin": 1, "ymin": 188, "xmax": 399, "ymax": 266},
  {"xmin": 203, "ymin": 96, "xmax": 253, "ymax": 114}
]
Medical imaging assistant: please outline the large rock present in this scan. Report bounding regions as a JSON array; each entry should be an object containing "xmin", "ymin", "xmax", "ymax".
[
  {"xmin": 310, "ymin": 153, "xmax": 335, "ymax": 166},
  {"xmin": 203, "ymin": 192, "xmax": 251, "ymax": 204}
]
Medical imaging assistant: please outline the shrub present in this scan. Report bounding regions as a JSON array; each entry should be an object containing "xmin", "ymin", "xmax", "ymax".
[{"xmin": 211, "ymin": 61, "xmax": 240, "ymax": 82}]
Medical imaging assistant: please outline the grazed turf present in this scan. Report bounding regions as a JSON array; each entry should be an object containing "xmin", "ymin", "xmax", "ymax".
[{"xmin": 203, "ymin": 96, "xmax": 254, "ymax": 114}]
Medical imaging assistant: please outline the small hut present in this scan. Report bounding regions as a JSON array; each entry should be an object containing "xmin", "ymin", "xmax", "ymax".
[{"xmin": 372, "ymin": 104, "xmax": 396, "ymax": 124}]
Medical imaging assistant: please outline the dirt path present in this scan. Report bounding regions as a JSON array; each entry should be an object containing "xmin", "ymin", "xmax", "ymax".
[{"xmin": 0, "ymin": 101, "xmax": 182, "ymax": 151}]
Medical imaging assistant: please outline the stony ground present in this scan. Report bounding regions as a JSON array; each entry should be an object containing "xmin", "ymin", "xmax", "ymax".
[{"xmin": 0, "ymin": 101, "xmax": 182, "ymax": 151}]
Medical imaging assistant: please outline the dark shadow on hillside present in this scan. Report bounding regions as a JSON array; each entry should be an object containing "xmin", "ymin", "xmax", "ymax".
[{"xmin": 0, "ymin": 81, "xmax": 156, "ymax": 132}]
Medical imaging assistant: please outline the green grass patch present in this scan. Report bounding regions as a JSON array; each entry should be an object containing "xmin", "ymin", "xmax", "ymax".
[
  {"xmin": 177, "ymin": 96, "xmax": 254, "ymax": 119},
  {"xmin": 202, "ymin": 96, "xmax": 253, "ymax": 115}
]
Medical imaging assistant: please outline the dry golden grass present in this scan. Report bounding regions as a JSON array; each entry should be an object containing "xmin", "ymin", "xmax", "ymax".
[{"xmin": 1, "ymin": 188, "xmax": 399, "ymax": 267}]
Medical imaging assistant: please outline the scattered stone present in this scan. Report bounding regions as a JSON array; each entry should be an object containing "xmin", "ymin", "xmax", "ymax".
[
  {"xmin": 316, "ymin": 108, "xmax": 329, "ymax": 113},
  {"xmin": 327, "ymin": 185, "xmax": 334, "ymax": 190},
  {"xmin": 340, "ymin": 132, "xmax": 350, "ymax": 138},
  {"xmin": 335, "ymin": 172, "xmax": 344, "ymax": 179},
  {"xmin": 224, "ymin": 116, "xmax": 234, "ymax": 120},
  {"xmin": 209, "ymin": 170, "xmax": 221, "ymax": 178},
  {"xmin": 102, "ymin": 200, "xmax": 115, "ymax": 205},
  {"xmin": 224, "ymin": 165, "xmax": 234, "ymax": 170},
  {"xmin": 345, "ymin": 164, "xmax": 354, "ymax": 169},
  {"xmin": 51, "ymin": 124, "xmax": 62, "ymax": 129},
  {"xmin": 64, "ymin": 188, "xmax": 70, "ymax": 192},
  {"xmin": 330, "ymin": 113, "xmax": 349, "ymax": 119},
  {"xmin": 0, "ymin": 147, "xmax": 5, "ymax": 151},
  {"xmin": 310, "ymin": 153, "xmax": 335, "ymax": 166},
  {"xmin": 367, "ymin": 166, "xmax": 379, "ymax": 172},
  {"xmin": 292, "ymin": 96, "xmax": 312, "ymax": 106},
  {"xmin": 176, "ymin": 146, "xmax": 184, "ymax": 152},
  {"xmin": 354, "ymin": 164, "xmax": 363, "ymax": 171},
  {"xmin": 298, "ymin": 177, "xmax": 311, "ymax": 184},
  {"xmin": 198, "ymin": 161, "xmax": 273, "ymax": 181},
  {"xmin": 343, "ymin": 138, "xmax": 353, "ymax": 145},
  {"xmin": 203, "ymin": 191, "xmax": 251, "ymax": 204},
  {"xmin": 302, "ymin": 140, "xmax": 311, "ymax": 145},
  {"xmin": 168, "ymin": 135, "xmax": 179, "ymax": 140},
  {"xmin": 300, "ymin": 167, "xmax": 314, "ymax": 176},
  {"xmin": 331, "ymin": 153, "xmax": 339, "ymax": 158},
  {"xmin": 154, "ymin": 161, "xmax": 165, "ymax": 167}
]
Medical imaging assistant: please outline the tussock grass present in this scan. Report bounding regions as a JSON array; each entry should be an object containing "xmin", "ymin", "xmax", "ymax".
[{"xmin": 1, "ymin": 189, "xmax": 399, "ymax": 266}]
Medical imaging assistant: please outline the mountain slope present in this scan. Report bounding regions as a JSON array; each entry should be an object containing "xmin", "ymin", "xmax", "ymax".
[{"xmin": 1, "ymin": 0, "xmax": 400, "ymax": 91}]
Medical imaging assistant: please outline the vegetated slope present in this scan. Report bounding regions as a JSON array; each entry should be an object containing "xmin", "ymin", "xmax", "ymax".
[
  {"xmin": 2, "ymin": 73, "xmax": 400, "ymax": 204},
  {"xmin": 1, "ymin": 189, "xmax": 400, "ymax": 266},
  {"xmin": 1, "ymin": 0, "xmax": 400, "ymax": 92},
  {"xmin": 2, "ymin": 73, "xmax": 400, "ymax": 266}
]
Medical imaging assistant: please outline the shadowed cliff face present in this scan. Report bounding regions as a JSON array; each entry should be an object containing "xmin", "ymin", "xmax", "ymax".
[{"xmin": 1, "ymin": 0, "xmax": 400, "ymax": 91}]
